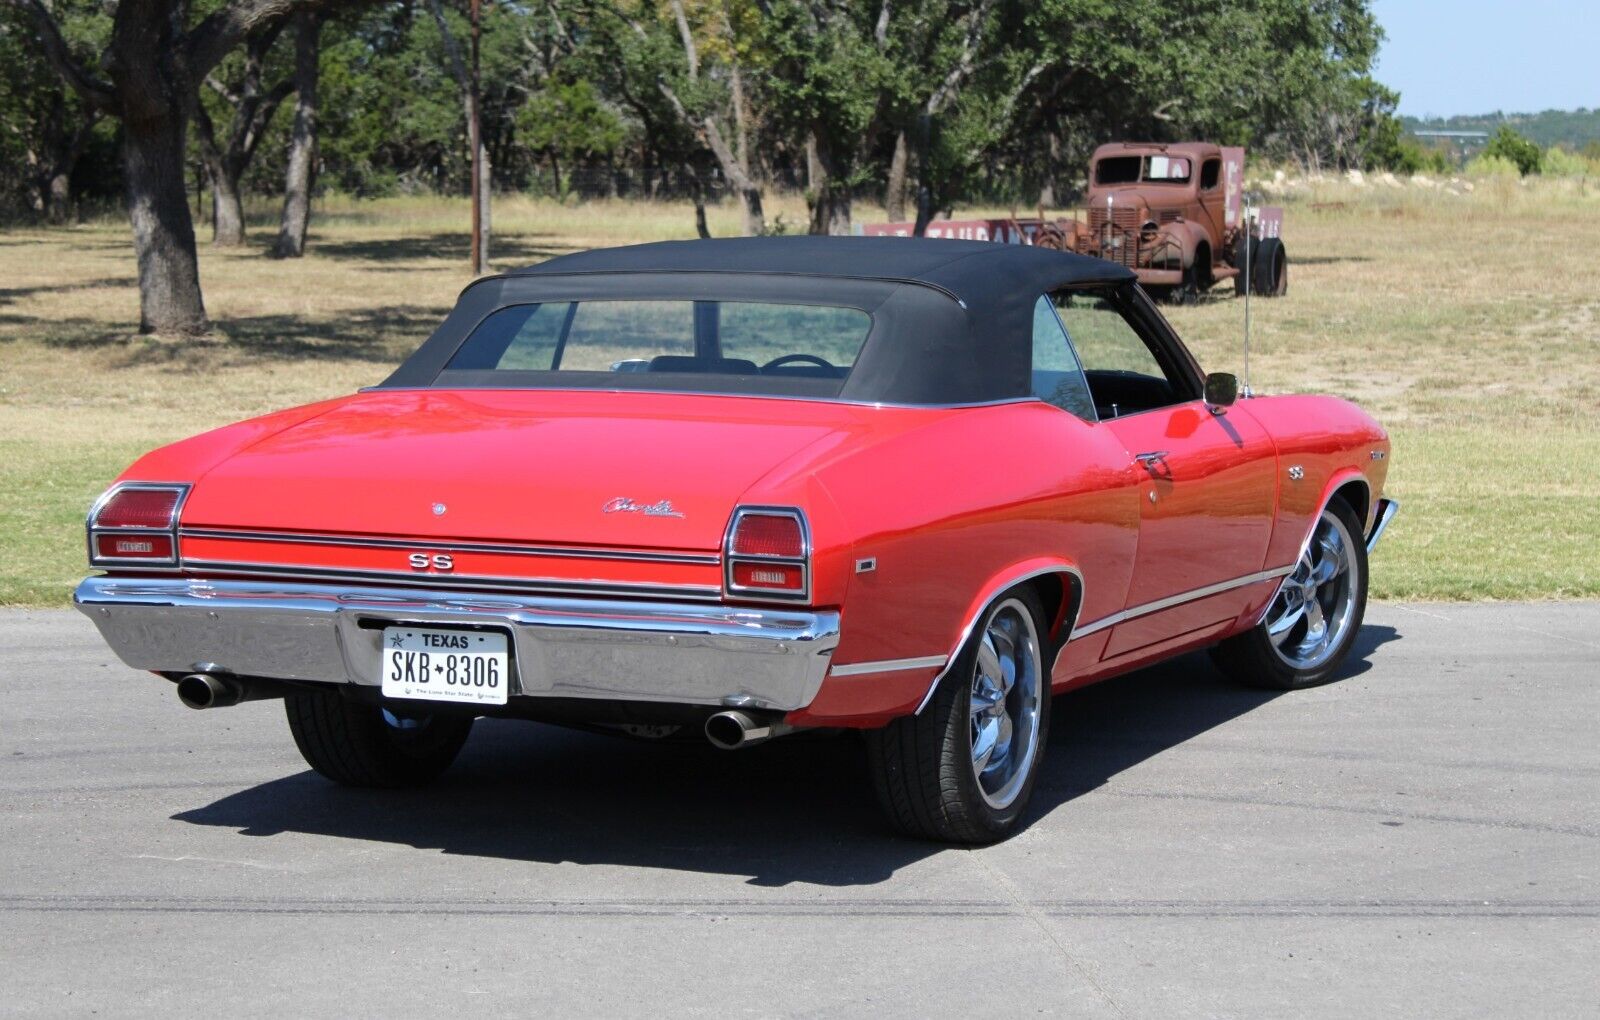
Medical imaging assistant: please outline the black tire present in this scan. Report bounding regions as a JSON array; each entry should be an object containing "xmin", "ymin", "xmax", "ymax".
[
  {"xmin": 866, "ymin": 585, "xmax": 1053, "ymax": 844},
  {"xmin": 1253, "ymin": 236, "xmax": 1288, "ymax": 296},
  {"xmin": 285, "ymin": 689, "xmax": 474, "ymax": 788},
  {"xmin": 1233, "ymin": 234, "xmax": 1259, "ymax": 296},
  {"xmin": 1169, "ymin": 264, "xmax": 1200, "ymax": 305},
  {"xmin": 1212, "ymin": 499, "xmax": 1368, "ymax": 690}
]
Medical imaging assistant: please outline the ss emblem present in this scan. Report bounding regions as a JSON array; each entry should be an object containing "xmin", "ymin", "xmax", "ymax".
[{"xmin": 408, "ymin": 553, "xmax": 454, "ymax": 572}]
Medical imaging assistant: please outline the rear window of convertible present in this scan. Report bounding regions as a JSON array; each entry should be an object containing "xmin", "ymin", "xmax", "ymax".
[{"xmin": 445, "ymin": 300, "xmax": 872, "ymax": 394}]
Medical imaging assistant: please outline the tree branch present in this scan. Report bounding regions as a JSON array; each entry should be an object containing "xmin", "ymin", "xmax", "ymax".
[
  {"xmin": 925, "ymin": 0, "xmax": 995, "ymax": 116},
  {"xmin": 187, "ymin": 0, "xmax": 325, "ymax": 81},
  {"xmin": 0, "ymin": 0, "xmax": 118, "ymax": 113},
  {"xmin": 669, "ymin": 0, "xmax": 697, "ymax": 80},
  {"xmin": 426, "ymin": 0, "xmax": 472, "ymax": 92},
  {"xmin": 243, "ymin": 78, "xmax": 297, "ymax": 159}
]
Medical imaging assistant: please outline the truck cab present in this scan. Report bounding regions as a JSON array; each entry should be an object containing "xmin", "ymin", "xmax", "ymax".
[{"xmin": 1068, "ymin": 141, "xmax": 1283, "ymax": 302}]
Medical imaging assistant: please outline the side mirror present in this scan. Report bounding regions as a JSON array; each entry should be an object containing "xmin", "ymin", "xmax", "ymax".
[{"xmin": 1204, "ymin": 372, "xmax": 1238, "ymax": 412}]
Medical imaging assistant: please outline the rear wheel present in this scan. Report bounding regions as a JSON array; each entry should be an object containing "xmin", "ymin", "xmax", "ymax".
[
  {"xmin": 285, "ymin": 689, "xmax": 474, "ymax": 787},
  {"xmin": 866, "ymin": 586, "xmax": 1051, "ymax": 843},
  {"xmin": 1212, "ymin": 500, "xmax": 1367, "ymax": 690},
  {"xmin": 1253, "ymin": 236, "xmax": 1288, "ymax": 296},
  {"xmin": 1233, "ymin": 234, "xmax": 1259, "ymax": 295},
  {"xmin": 1169, "ymin": 264, "xmax": 1201, "ymax": 305}
]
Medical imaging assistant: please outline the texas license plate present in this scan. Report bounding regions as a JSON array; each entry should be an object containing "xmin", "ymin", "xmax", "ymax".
[{"xmin": 380, "ymin": 627, "xmax": 510, "ymax": 706}]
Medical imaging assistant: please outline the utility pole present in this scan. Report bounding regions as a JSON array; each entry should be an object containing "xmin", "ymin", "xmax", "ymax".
[{"xmin": 468, "ymin": 0, "xmax": 484, "ymax": 276}]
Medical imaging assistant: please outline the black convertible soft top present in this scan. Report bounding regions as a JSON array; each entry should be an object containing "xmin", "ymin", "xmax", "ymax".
[{"xmin": 381, "ymin": 236, "xmax": 1138, "ymax": 405}]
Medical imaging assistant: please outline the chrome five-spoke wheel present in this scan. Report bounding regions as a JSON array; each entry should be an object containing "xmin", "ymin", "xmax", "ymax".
[
  {"xmin": 1213, "ymin": 499, "xmax": 1370, "ymax": 691},
  {"xmin": 1264, "ymin": 508, "xmax": 1361, "ymax": 671},
  {"xmin": 866, "ymin": 584, "xmax": 1053, "ymax": 843},
  {"xmin": 969, "ymin": 598, "xmax": 1044, "ymax": 810}
]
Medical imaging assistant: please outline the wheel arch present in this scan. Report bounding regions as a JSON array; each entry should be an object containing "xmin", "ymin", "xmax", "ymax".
[
  {"xmin": 913, "ymin": 559, "xmax": 1084, "ymax": 715},
  {"xmin": 1323, "ymin": 472, "xmax": 1372, "ymax": 533}
]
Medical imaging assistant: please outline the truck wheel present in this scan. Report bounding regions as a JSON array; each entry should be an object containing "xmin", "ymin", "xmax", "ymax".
[
  {"xmin": 1212, "ymin": 499, "xmax": 1367, "ymax": 690},
  {"xmin": 1253, "ymin": 237, "xmax": 1288, "ymax": 296},
  {"xmin": 866, "ymin": 586, "xmax": 1052, "ymax": 843},
  {"xmin": 285, "ymin": 689, "xmax": 474, "ymax": 787},
  {"xmin": 1233, "ymin": 234, "xmax": 1259, "ymax": 295},
  {"xmin": 1170, "ymin": 265, "xmax": 1201, "ymax": 305}
]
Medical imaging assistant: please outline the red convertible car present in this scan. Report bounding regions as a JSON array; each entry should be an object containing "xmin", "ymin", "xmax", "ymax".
[{"xmin": 77, "ymin": 237, "xmax": 1396, "ymax": 843}]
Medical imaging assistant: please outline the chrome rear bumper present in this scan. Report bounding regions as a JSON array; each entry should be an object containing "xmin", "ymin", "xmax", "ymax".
[{"xmin": 74, "ymin": 576, "xmax": 840, "ymax": 712}]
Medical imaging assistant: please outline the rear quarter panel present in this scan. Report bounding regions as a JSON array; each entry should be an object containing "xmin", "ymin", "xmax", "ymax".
[
  {"xmin": 763, "ymin": 401, "xmax": 1141, "ymax": 726},
  {"xmin": 113, "ymin": 397, "xmax": 351, "ymax": 487}
]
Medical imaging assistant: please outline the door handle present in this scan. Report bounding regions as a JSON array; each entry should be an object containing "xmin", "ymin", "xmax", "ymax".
[{"xmin": 1134, "ymin": 451, "xmax": 1168, "ymax": 466}]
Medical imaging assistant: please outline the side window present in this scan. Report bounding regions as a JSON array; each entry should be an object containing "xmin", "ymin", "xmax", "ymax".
[
  {"xmin": 448, "ymin": 302, "xmax": 573, "ymax": 371},
  {"xmin": 559, "ymin": 300, "xmax": 694, "ymax": 370},
  {"xmin": 1200, "ymin": 158, "xmax": 1221, "ymax": 190},
  {"xmin": 1053, "ymin": 289, "xmax": 1188, "ymax": 418},
  {"xmin": 1030, "ymin": 295, "xmax": 1095, "ymax": 420}
]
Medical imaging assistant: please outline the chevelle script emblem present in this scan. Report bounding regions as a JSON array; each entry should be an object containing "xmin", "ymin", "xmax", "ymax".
[{"xmin": 602, "ymin": 497, "xmax": 685, "ymax": 519}]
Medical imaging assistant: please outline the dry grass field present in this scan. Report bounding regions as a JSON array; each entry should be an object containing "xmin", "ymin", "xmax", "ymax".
[{"xmin": 2, "ymin": 180, "xmax": 1598, "ymax": 605}]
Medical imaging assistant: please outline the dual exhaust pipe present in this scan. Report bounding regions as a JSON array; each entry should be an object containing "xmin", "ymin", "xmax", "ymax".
[
  {"xmin": 180, "ymin": 675, "xmax": 794, "ymax": 751},
  {"xmin": 176, "ymin": 673, "xmax": 291, "ymax": 710},
  {"xmin": 703, "ymin": 709, "xmax": 794, "ymax": 751}
]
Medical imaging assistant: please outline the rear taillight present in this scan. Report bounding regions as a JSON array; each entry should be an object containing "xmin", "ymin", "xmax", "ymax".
[
  {"xmin": 723, "ymin": 507, "xmax": 809, "ymax": 601},
  {"xmin": 87, "ymin": 483, "xmax": 188, "ymax": 567}
]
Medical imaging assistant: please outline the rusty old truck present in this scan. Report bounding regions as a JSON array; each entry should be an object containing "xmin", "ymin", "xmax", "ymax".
[
  {"xmin": 863, "ymin": 141, "xmax": 1287, "ymax": 304},
  {"xmin": 1048, "ymin": 142, "xmax": 1286, "ymax": 303}
]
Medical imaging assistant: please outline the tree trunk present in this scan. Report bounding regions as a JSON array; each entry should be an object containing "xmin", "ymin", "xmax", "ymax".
[
  {"xmin": 806, "ymin": 132, "xmax": 851, "ymax": 236},
  {"xmin": 209, "ymin": 162, "xmax": 247, "ymax": 246},
  {"xmin": 477, "ymin": 140, "xmax": 491, "ymax": 258},
  {"xmin": 273, "ymin": 11, "xmax": 321, "ymax": 259},
  {"xmin": 885, "ymin": 130, "xmax": 909, "ymax": 222},
  {"xmin": 685, "ymin": 164, "xmax": 711, "ymax": 239},
  {"xmin": 47, "ymin": 171, "xmax": 73, "ymax": 223},
  {"xmin": 123, "ymin": 112, "xmax": 209, "ymax": 335},
  {"xmin": 912, "ymin": 114, "xmax": 936, "ymax": 237},
  {"xmin": 1038, "ymin": 129, "xmax": 1061, "ymax": 208}
]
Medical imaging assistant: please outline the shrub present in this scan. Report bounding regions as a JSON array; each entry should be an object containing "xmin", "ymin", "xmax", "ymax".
[
  {"xmin": 1483, "ymin": 126, "xmax": 1543, "ymax": 176},
  {"xmin": 1540, "ymin": 146, "xmax": 1591, "ymax": 177},
  {"xmin": 1465, "ymin": 153, "xmax": 1523, "ymax": 179}
]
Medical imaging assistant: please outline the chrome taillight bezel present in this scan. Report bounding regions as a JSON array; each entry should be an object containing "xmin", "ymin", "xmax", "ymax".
[
  {"xmin": 86, "ymin": 482, "xmax": 191, "ymax": 569},
  {"xmin": 722, "ymin": 506, "xmax": 811, "ymax": 603}
]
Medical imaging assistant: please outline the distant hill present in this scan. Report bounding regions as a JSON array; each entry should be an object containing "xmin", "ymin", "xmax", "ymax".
[{"xmin": 1402, "ymin": 109, "xmax": 1600, "ymax": 150}]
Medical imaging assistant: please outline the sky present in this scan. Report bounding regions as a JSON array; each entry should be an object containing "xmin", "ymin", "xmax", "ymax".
[{"xmin": 1371, "ymin": 0, "xmax": 1596, "ymax": 118}]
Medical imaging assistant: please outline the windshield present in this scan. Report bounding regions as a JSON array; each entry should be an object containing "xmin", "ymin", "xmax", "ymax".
[
  {"xmin": 1094, "ymin": 154, "xmax": 1192, "ymax": 185},
  {"xmin": 442, "ymin": 299, "xmax": 872, "ymax": 396}
]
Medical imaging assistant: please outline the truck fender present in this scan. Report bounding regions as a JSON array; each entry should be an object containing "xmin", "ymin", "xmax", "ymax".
[{"xmin": 1159, "ymin": 220, "xmax": 1209, "ymax": 269}]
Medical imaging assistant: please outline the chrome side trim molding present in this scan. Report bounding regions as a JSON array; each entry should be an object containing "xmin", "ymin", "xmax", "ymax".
[
  {"xmin": 829, "ymin": 654, "xmax": 947, "ymax": 678},
  {"xmin": 179, "ymin": 528, "xmax": 721, "ymax": 565},
  {"xmin": 1072, "ymin": 566, "xmax": 1295, "ymax": 640},
  {"xmin": 914, "ymin": 564, "xmax": 1085, "ymax": 715},
  {"xmin": 1366, "ymin": 498, "xmax": 1399, "ymax": 554},
  {"xmin": 174, "ymin": 560, "xmax": 725, "ymax": 601}
]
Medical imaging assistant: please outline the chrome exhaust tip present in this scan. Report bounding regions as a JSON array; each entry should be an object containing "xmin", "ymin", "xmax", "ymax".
[
  {"xmin": 705, "ymin": 709, "xmax": 790, "ymax": 750},
  {"xmin": 177, "ymin": 673, "xmax": 241, "ymax": 710}
]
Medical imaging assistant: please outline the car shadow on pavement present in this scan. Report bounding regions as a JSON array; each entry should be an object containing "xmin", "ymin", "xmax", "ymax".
[{"xmin": 172, "ymin": 626, "xmax": 1400, "ymax": 887}]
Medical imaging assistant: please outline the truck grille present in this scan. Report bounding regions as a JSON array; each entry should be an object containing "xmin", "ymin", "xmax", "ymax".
[{"xmin": 1087, "ymin": 207, "xmax": 1141, "ymax": 266}]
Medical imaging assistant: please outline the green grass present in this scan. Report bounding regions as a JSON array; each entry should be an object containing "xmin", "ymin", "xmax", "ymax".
[{"xmin": 2, "ymin": 182, "xmax": 1598, "ymax": 605}]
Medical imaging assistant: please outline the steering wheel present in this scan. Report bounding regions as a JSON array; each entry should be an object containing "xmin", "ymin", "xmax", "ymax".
[{"xmin": 762, "ymin": 353, "xmax": 836, "ymax": 372}]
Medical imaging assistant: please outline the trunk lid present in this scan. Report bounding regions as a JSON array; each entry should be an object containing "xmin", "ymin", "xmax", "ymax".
[{"xmin": 180, "ymin": 389, "xmax": 856, "ymax": 552}]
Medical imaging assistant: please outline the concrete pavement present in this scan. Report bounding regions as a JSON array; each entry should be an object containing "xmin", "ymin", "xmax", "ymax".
[{"xmin": 1, "ymin": 603, "xmax": 1596, "ymax": 1017}]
